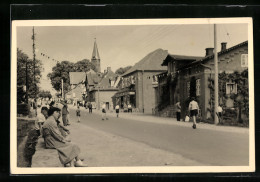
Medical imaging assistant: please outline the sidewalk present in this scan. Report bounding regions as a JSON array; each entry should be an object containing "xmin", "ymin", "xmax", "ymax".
[
  {"xmin": 32, "ymin": 118, "xmax": 205, "ymax": 167},
  {"xmin": 69, "ymin": 105, "xmax": 249, "ymax": 134}
]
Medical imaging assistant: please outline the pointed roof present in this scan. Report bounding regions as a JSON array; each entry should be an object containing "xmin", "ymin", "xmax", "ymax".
[
  {"xmin": 122, "ymin": 49, "xmax": 168, "ymax": 77},
  {"xmin": 69, "ymin": 72, "xmax": 86, "ymax": 85},
  {"xmin": 92, "ymin": 38, "xmax": 100, "ymax": 60},
  {"xmin": 99, "ymin": 69, "xmax": 117, "ymax": 88}
]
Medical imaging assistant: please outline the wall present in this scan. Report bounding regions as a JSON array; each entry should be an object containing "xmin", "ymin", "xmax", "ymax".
[
  {"xmin": 135, "ymin": 71, "xmax": 163, "ymax": 114},
  {"xmin": 17, "ymin": 117, "xmax": 37, "ymax": 167},
  {"xmin": 68, "ymin": 83, "xmax": 85, "ymax": 101},
  {"xmin": 94, "ymin": 90, "xmax": 118, "ymax": 110}
]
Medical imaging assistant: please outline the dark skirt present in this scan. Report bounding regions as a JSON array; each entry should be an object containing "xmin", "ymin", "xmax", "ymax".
[
  {"xmin": 116, "ymin": 109, "xmax": 119, "ymax": 113},
  {"xmin": 102, "ymin": 109, "xmax": 106, "ymax": 113}
]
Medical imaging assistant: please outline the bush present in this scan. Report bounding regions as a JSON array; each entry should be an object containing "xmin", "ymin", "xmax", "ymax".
[{"xmin": 17, "ymin": 103, "xmax": 30, "ymax": 116}]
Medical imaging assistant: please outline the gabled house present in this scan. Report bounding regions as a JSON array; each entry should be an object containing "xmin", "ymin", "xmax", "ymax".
[
  {"xmin": 155, "ymin": 41, "xmax": 249, "ymax": 122},
  {"xmin": 113, "ymin": 48, "xmax": 168, "ymax": 114},
  {"xmin": 67, "ymin": 72, "xmax": 87, "ymax": 104},
  {"xmin": 86, "ymin": 67, "xmax": 118, "ymax": 110}
]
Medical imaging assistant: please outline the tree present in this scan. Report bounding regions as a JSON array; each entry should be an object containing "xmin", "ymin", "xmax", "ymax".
[
  {"xmin": 47, "ymin": 59, "xmax": 97, "ymax": 94},
  {"xmin": 38, "ymin": 90, "xmax": 52, "ymax": 99},
  {"xmin": 115, "ymin": 66, "xmax": 132, "ymax": 75},
  {"xmin": 74, "ymin": 59, "xmax": 97, "ymax": 72},
  {"xmin": 17, "ymin": 48, "xmax": 42, "ymax": 103}
]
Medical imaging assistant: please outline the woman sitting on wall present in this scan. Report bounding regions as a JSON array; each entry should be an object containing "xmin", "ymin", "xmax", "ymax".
[{"xmin": 42, "ymin": 107, "xmax": 87, "ymax": 167}]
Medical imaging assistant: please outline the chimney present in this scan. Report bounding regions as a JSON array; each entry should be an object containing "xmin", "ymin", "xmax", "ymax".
[
  {"xmin": 221, "ymin": 42, "xmax": 227, "ymax": 51},
  {"xmin": 205, "ymin": 48, "xmax": 214, "ymax": 56},
  {"xmin": 107, "ymin": 67, "xmax": 111, "ymax": 72}
]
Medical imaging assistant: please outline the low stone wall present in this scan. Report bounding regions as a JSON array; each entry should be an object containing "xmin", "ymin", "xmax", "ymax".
[{"xmin": 17, "ymin": 117, "xmax": 39, "ymax": 167}]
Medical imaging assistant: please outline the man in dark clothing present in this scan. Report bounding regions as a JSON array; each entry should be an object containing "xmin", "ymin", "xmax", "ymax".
[
  {"xmin": 89, "ymin": 103, "xmax": 92, "ymax": 113},
  {"xmin": 62, "ymin": 104, "xmax": 69, "ymax": 126}
]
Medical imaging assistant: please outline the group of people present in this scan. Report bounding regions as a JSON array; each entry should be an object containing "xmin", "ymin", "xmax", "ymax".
[
  {"xmin": 175, "ymin": 97, "xmax": 223, "ymax": 129},
  {"xmin": 36, "ymin": 101, "xmax": 87, "ymax": 167}
]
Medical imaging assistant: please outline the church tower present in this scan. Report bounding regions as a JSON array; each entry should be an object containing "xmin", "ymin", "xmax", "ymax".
[{"xmin": 91, "ymin": 38, "xmax": 101, "ymax": 73}]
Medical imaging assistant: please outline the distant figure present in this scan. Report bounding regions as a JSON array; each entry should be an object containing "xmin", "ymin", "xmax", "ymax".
[
  {"xmin": 217, "ymin": 105, "xmax": 223, "ymax": 124},
  {"xmin": 127, "ymin": 104, "xmax": 132, "ymax": 113},
  {"xmin": 36, "ymin": 106, "xmax": 49, "ymax": 135},
  {"xmin": 101, "ymin": 104, "xmax": 108, "ymax": 120},
  {"xmin": 188, "ymin": 97, "xmax": 199, "ymax": 129},
  {"xmin": 49, "ymin": 101, "xmax": 55, "ymax": 110},
  {"xmin": 76, "ymin": 106, "xmax": 81, "ymax": 122},
  {"xmin": 62, "ymin": 102, "xmax": 69, "ymax": 126},
  {"xmin": 89, "ymin": 102, "xmax": 92, "ymax": 113},
  {"xmin": 115, "ymin": 104, "xmax": 120, "ymax": 118},
  {"xmin": 175, "ymin": 101, "xmax": 181, "ymax": 121}
]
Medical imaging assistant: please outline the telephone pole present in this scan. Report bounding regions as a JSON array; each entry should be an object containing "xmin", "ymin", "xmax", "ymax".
[
  {"xmin": 61, "ymin": 79, "xmax": 64, "ymax": 100},
  {"xmin": 32, "ymin": 26, "xmax": 37, "ymax": 116},
  {"xmin": 214, "ymin": 24, "xmax": 219, "ymax": 124}
]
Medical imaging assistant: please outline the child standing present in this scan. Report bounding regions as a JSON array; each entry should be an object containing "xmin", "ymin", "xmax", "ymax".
[
  {"xmin": 76, "ymin": 106, "xmax": 81, "ymax": 122},
  {"xmin": 101, "ymin": 103, "xmax": 108, "ymax": 120},
  {"xmin": 115, "ymin": 104, "xmax": 120, "ymax": 118}
]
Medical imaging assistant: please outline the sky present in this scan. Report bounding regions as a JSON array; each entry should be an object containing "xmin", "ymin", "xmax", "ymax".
[{"xmin": 16, "ymin": 23, "xmax": 248, "ymax": 93}]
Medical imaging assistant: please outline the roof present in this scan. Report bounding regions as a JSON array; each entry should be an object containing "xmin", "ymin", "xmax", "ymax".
[
  {"xmin": 122, "ymin": 49, "xmax": 168, "ymax": 76},
  {"xmin": 162, "ymin": 54, "xmax": 203, "ymax": 66},
  {"xmin": 86, "ymin": 72, "xmax": 102, "ymax": 86},
  {"xmin": 99, "ymin": 69, "xmax": 118, "ymax": 88},
  {"xmin": 180, "ymin": 40, "xmax": 248, "ymax": 69},
  {"xmin": 69, "ymin": 72, "xmax": 86, "ymax": 85}
]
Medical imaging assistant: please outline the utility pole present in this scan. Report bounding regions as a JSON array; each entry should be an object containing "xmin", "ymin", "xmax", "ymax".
[
  {"xmin": 25, "ymin": 61, "xmax": 28, "ymax": 104},
  {"xmin": 97, "ymin": 85, "xmax": 100, "ymax": 110},
  {"xmin": 61, "ymin": 79, "xmax": 64, "ymax": 100},
  {"xmin": 142, "ymin": 70, "xmax": 144, "ymax": 113},
  {"xmin": 214, "ymin": 24, "xmax": 219, "ymax": 124},
  {"xmin": 32, "ymin": 26, "xmax": 37, "ymax": 116}
]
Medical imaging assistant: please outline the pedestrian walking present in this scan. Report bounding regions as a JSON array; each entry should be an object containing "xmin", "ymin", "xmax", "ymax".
[
  {"xmin": 89, "ymin": 102, "xmax": 92, "ymax": 113},
  {"xmin": 115, "ymin": 104, "xmax": 120, "ymax": 118},
  {"xmin": 76, "ymin": 106, "xmax": 81, "ymax": 122},
  {"xmin": 188, "ymin": 97, "xmax": 199, "ymax": 129},
  {"xmin": 101, "ymin": 103, "xmax": 108, "ymax": 120},
  {"xmin": 127, "ymin": 104, "xmax": 132, "ymax": 113},
  {"xmin": 217, "ymin": 105, "xmax": 223, "ymax": 124},
  {"xmin": 175, "ymin": 101, "xmax": 181, "ymax": 121},
  {"xmin": 62, "ymin": 102, "xmax": 69, "ymax": 126}
]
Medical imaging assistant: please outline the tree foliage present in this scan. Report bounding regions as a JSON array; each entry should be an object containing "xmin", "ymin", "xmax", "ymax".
[
  {"xmin": 47, "ymin": 59, "xmax": 96, "ymax": 93},
  {"xmin": 115, "ymin": 66, "xmax": 132, "ymax": 75},
  {"xmin": 17, "ymin": 48, "xmax": 42, "ymax": 103},
  {"xmin": 38, "ymin": 90, "xmax": 52, "ymax": 99}
]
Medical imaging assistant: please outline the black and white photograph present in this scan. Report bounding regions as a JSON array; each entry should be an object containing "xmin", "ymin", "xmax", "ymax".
[{"xmin": 11, "ymin": 18, "xmax": 254, "ymax": 174}]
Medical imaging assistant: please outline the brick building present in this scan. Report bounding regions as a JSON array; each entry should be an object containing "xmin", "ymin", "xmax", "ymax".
[
  {"xmin": 86, "ymin": 67, "xmax": 118, "ymax": 110},
  {"xmin": 155, "ymin": 41, "xmax": 248, "ymax": 121},
  {"xmin": 113, "ymin": 49, "xmax": 168, "ymax": 114}
]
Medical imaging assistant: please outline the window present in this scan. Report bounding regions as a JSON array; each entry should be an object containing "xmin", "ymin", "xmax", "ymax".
[
  {"xmin": 241, "ymin": 54, "xmax": 248, "ymax": 67},
  {"xmin": 196, "ymin": 79, "xmax": 201, "ymax": 96},
  {"xmin": 187, "ymin": 81, "xmax": 190, "ymax": 97},
  {"xmin": 226, "ymin": 83, "xmax": 237, "ymax": 94}
]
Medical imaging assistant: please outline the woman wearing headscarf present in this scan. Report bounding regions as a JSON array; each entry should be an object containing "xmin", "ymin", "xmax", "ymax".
[{"xmin": 42, "ymin": 107, "xmax": 87, "ymax": 167}]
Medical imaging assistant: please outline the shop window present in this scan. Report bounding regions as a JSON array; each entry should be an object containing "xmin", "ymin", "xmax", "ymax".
[
  {"xmin": 196, "ymin": 79, "xmax": 201, "ymax": 96},
  {"xmin": 241, "ymin": 54, "xmax": 248, "ymax": 67},
  {"xmin": 226, "ymin": 83, "xmax": 237, "ymax": 94}
]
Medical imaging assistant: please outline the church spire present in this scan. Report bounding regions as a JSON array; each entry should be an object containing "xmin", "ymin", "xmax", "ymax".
[
  {"xmin": 92, "ymin": 38, "xmax": 100, "ymax": 60},
  {"xmin": 91, "ymin": 38, "xmax": 101, "ymax": 72}
]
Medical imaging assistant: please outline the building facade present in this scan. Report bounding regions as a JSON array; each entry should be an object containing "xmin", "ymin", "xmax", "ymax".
[
  {"xmin": 86, "ymin": 67, "xmax": 118, "ymax": 110},
  {"xmin": 155, "ymin": 41, "xmax": 248, "ymax": 122},
  {"xmin": 113, "ymin": 49, "xmax": 168, "ymax": 114}
]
